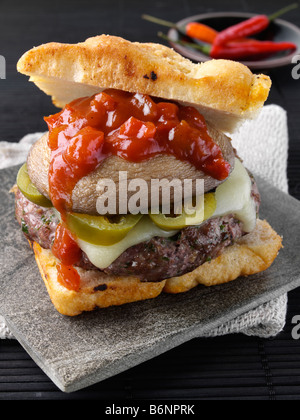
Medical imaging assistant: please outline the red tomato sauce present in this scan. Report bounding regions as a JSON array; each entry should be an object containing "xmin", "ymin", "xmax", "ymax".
[
  {"xmin": 51, "ymin": 223, "xmax": 82, "ymax": 266},
  {"xmin": 57, "ymin": 263, "xmax": 81, "ymax": 292},
  {"xmin": 51, "ymin": 223, "xmax": 82, "ymax": 291}
]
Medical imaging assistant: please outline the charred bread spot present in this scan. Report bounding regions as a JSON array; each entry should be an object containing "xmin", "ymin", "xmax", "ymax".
[
  {"xmin": 143, "ymin": 71, "xmax": 157, "ymax": 81},
  {"xmin": 94, "ymin": 284, "xmax": 108, "ymax": 292},
  {"xmin": 150, "ymin": 71, "xmax": 157, "ymax": 81}
]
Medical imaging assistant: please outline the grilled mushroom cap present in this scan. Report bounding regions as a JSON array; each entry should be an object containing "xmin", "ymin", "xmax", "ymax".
[{"xmin": 27, "ymin": 124, "xmax": 235, "ymax": 215}]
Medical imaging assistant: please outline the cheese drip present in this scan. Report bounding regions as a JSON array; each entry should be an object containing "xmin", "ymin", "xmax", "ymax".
[{"xmin": 212, "ymin": 158, "xmax": 256, "ymax": 232}]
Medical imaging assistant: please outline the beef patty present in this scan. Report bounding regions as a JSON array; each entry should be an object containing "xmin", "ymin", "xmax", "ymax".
[{"xmin": 15, "ymin": 178, "xmax": 260, "ymax": 282}]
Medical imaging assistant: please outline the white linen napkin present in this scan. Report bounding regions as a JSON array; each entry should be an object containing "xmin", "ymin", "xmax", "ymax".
[{"xmin": 0, "ymin": 105, "xmax": 289, "ymax": 339}]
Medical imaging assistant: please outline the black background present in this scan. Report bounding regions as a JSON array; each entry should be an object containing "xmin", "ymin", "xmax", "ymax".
[{"xmin": 0, "ymin": 0, "xmax": 300, "ymax": 400}]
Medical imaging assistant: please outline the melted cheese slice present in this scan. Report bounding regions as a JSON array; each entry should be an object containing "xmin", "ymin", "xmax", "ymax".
[
  {"xmin": 78, "ymin": 158, "xmax": 257, "ymax": 270},
  {"xmin": 213, "ymin": 158, "xmax": 256, "ymax": 232},
  {"xmin": 77, "ymin": 216, "xmax": 178, "ymax": 270}
]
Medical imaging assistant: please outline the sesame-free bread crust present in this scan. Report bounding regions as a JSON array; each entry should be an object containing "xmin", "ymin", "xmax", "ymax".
[
  {"xmin": 164, "ymin": 219, "xmax": 283, "ymax": 293},
  {"xmin": 32, "ymin": 219, "xmax": 282, "ymax": 316},
  {"xmin": 33, "ymin": 241, "xmax": 167, "ymax": 316},
  {"xmin": 17, "ymin": 35, "xmax": 271, "ymax": 133}
]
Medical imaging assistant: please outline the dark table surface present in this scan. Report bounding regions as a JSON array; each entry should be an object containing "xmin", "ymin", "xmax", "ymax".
[{"xmin": 0, "ymin": 0, "xmax": 300, "ymax": 401}]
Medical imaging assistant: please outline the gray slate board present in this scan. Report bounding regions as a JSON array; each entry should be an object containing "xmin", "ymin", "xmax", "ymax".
[{"xmin": 0, "ymin": 165, "xmax": 300, "ymax": 393}]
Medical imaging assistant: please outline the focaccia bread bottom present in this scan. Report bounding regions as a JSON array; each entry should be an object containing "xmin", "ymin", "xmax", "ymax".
[{"xmin": 32, "ymin": 219, "xmax": 282, "ymax": 316}]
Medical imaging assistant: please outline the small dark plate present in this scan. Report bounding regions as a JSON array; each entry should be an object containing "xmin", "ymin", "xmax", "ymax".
[{"xmin": 167, "ymin": 12, "xmax": 300, "ymax": 69}]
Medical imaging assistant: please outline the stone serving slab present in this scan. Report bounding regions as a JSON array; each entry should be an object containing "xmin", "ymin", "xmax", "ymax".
[{"xmin": 0, "ymin": 165, "xmax": 300, "ymax": 393}]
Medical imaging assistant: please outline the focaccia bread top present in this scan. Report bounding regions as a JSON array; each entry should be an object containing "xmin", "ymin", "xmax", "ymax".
[{"xmin": 17, "ymin": 35, "xmax": 271, "ymax": 133}]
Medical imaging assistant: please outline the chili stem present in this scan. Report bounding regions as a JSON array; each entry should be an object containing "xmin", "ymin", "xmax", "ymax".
[
  {"xmin": 142, "ymin": 15, "xmax": 176, "ymax": 28},
  {"xmin": 268, "ymin": 3, "xmax": 298, "ymax": 22},
  {"xmin": 142, "ymin": 14, "xmax": 186, "ymax": 34},
  {"xmin": 142, "ymin": 15, "xmax": 176, "ymax": 29},
  {"xmin": 158, "ymin": 32, "xmax": 211, "ymax": 55}
]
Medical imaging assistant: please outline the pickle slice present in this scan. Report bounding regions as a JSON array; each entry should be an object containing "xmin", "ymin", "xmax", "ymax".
[
  {"xmin": 17, "ymin": 163, "xmax": 53, "ymax": 208},
  {"xmin": 66, "ymin": 213, "xmax": 143, "ymax": 246},
  {"xmin": 149, "ymin": 193, "xmax": 216, "ymax": 230}
]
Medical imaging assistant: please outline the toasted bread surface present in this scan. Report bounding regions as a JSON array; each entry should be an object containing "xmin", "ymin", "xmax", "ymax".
[
  {"xmin": 33, "ymin": 241, "xmax": 166, "ymax": 316},
  {"xmin": 32, "ymin": 219, "xmax": 282, "ymax": 316},
  {"xmin": 17, "ymin": 35, "xmax": 271, "ymax": 133},
  {"xmin": 164, "ymin": 219, "xmax": 283, "ymax": 293}
]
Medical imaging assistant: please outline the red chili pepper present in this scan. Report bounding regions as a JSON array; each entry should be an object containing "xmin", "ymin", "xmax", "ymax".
[
  {"xmin": 210, "ymin": 40, "xmax": 297, "ymax": 60},
  {"xmin": 214, "ymin": 15, "xmax": 269, "ymax": 46},
  {"xmin": 158, "ymin": 32, "xmax": 296, "ymax": 61},
  {"xmin": 185, "ymin": 21, "xmax": 218, "ymax": 44},
  {"xmin": 214, "ymin": 3, "xmax": 298, "ymax": 46},
  {"xmin": 142, "ymin": 14, "xmax": 218, "ymax": 44}
]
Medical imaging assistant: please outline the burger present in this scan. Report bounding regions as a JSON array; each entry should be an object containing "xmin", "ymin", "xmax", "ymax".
[{"xmin": 13, "ymin": 35, "xmax": 282, "ymax": 316}]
